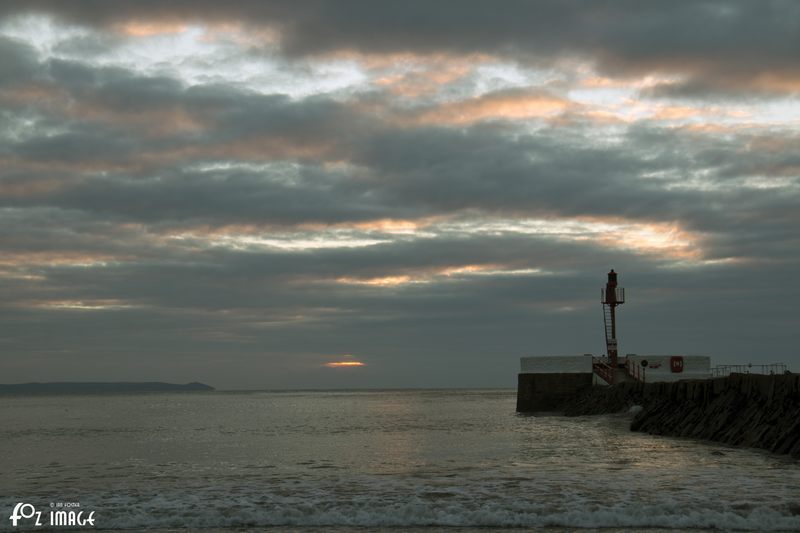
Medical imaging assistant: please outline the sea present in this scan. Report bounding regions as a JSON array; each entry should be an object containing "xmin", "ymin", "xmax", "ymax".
[{"xmin": 1, "ymin": 389, "xmax": 799, "ymax": 532}]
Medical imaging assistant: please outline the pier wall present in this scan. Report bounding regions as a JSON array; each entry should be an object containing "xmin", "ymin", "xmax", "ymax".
[
  {"xmin": 562, "ymin": 373, "xmax": 800, "ymax": 458},
  {"xmin": 516, "ymin": 373, "xmax": 593, "ymax": 411}
]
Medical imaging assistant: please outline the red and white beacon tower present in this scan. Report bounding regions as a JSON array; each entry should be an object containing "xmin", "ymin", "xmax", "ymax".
[{"xmin": 602, "ymin": 269, "xmax": 625, "ymax": 370}]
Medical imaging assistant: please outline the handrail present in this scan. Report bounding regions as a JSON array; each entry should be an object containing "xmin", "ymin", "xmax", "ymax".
[
  {"xmin": 601, "ymin": 287, "xmax": 625, "ymax": 304},
  {"xmin": 712, "ymin": 363, "xmax": 788, "ymax": 377},
  {"xmin": 592, "ymin": 356, "xmax": 615, "ymax": 384},
  {"xmin": 625, "ymin": 358, "xmax": 646, "ymax": 383}
]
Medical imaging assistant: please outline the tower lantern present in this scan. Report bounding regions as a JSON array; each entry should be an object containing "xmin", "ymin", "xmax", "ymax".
[{"xmin": 601, "ymin": 269, "xmax": 625, "ymax": 372}]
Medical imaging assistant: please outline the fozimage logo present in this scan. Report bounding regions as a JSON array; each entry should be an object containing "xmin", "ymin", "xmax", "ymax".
[{"xmin": 9, "ymin": 502, "xmax": 95, "ymax": 528}]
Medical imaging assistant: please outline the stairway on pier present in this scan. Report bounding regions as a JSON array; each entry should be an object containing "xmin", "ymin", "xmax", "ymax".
[{"xmin": 593, "ymin": 366, "xmax": 638, "ymax": 385}]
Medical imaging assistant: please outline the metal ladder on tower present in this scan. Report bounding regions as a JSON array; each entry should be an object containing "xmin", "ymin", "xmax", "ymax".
[
  {"xmin": 595, "ymin": 271, "xmax": 626, "ymax": 384},
  {"xmin": 603, "ymin": 304, "xmax": 614, "ymax": 349},
  {"xmin": 592, "ymin": 304, "xmax": 617, "ymax": 384}
]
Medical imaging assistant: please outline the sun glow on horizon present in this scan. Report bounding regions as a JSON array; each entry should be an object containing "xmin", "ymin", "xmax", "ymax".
[{"xmin": 324, "ymin": 361, "xmax": 366, "ymax": 368}]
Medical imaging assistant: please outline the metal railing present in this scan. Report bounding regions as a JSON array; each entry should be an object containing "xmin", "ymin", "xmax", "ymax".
[
  {"xmin": 601, "ymin": 287, "xmax": 625, "ymax": 304},
  {"xmin": 592, "ymin": 356, "xmax": 615, "ymax": 384},
  {"xmin": 711, "ymin": 363, "xmax": 788, "ymax": 377},
  {"xmin": 625, "ymin": 358, "xmax": 646, "ymax": 383}
]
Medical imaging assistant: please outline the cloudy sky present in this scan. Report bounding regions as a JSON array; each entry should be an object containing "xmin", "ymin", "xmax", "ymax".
[{"xmin": 1, "ymin": 1, "xmax": 798, "ymax": 389}]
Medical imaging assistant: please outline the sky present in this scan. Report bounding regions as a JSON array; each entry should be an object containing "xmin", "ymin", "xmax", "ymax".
[{"xmin": 1, "ymin": 1, "xmax": 798, "ymax": 389}]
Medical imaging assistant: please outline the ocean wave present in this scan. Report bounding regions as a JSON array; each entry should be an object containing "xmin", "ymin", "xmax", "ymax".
[{"xmin": 6, "ymin": 494, "xmax": 797, "ymax": 531}]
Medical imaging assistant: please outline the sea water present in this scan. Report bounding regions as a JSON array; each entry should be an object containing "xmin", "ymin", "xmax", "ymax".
[{"xmin": 1, "ymin": 389, "xmax": 799, "ymax": 531}]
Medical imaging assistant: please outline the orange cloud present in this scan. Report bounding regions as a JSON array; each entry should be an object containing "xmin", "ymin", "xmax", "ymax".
[
  {"xmin": 155, "ymin": 217, "xmax": 445, "ymax": 239},
  {"xmin": 202, "ymin": 137, "xmax": 335, "ymax": 162},
  {"xmin": 116, "ymin": 21, "xmax": 189, "ymax": 37},
  {"xmin": 346, "ymin": 217, "xmax": 438, "ymax": 234},
  {"xmin": 319, "ymin": 50, "xmax": 500, "ymax": 101},
  {"xmin": 682, "ymin": 123, "xmax": 742, "ymax": 134},
  {"xmin": 440, "ymin": 264, "xmax": 498, "ymax": 276},
  {"xmin": 0, "ymin": 252, "xmax": 126, "ymax": 268},
  {"xmin": 79, "ymin": 105, "xmax": 207, "ymax": 138},
  {"xmin": 336, "ymin": 275, "xmax": 417, "ymax": 287},
  {"xmin": 0, "ymin": 177, "xmax": 72, "ymax": 197},
  {"xmin": 412, "ymin": 90, "xmax": 570, "ymax": 125},
  {"xmin": 373, "ymin": 62, "xmax": 477, "ymax": 98},
  {"xmin": 22, "ymin": 299, "xmax": 142, "ymax": 311},
  {"xmin": 332, "ymin": 263, "xmax": 545, "ymax": 288},
  {"xmin": 652, "ymin": 105, "xmax": 702, "ymax": 120},
  {"xmin": 575, "ymin": 216, "xmax": 704, "ymax": 262},
  {"xmin": 748, "ymin": 72, "xmax": 800, "ymax": 93},
  {"xmin": 0, "ymin": 83, "xmax": 70, "ymax": 108}
]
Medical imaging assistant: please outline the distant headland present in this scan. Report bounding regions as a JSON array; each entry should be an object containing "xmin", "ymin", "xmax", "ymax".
[{"xmin": 0, "ymin": 381, "xmax": 215, "ymax": 394}]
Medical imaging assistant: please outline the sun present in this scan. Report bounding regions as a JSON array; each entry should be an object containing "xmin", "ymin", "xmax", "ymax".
[{"xmin": 324, "ymin": 361, "xmax": 366, "ymax": 368}]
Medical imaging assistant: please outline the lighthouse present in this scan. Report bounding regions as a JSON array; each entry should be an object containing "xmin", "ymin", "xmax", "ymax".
[
  {"xmin": 515, "ymin": 269, "xmax": 712, "ymax": 411},
  {"xmin": 601, "ymin": 269, "xmax": 625, "ymax": 372}
]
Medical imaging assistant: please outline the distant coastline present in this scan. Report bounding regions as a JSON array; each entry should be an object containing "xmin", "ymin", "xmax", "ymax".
[{"xmin": 0, "ymin": 381, "xmax": 215, "ymax": 394}]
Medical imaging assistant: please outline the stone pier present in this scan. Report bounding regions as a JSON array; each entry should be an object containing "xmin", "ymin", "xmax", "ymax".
[{"xmin": 560, "ymin": 373, "xmax": 800, "ymax": 458}]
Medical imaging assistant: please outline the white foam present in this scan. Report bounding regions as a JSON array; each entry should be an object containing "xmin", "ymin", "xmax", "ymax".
[{"xmin": 24, "ymin": 492, "xmax": 796, "ymax": 531}]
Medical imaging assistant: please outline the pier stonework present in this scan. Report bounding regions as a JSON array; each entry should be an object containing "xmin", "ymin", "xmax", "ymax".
[
  {"xmin": 559, "ymin": 373, "xmax": 800, "ymax": 458},
  {"xmin": 516, "ymin": 372, "xmax": 593, "ymax": 411},
  {"xmin": 516, "ymin": 355, "xmax": 595, "ymax": 411}
]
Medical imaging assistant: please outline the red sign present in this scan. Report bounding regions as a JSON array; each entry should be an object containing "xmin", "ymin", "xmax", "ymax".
[{"xmin": 670, "ymin": 356, "xmax": 684, "ymax": 373}]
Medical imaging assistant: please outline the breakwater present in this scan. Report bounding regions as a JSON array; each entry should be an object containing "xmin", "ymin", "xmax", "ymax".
[{"xmin": 563, "ymin": 373, "xmax": 800, "ymax": 458}]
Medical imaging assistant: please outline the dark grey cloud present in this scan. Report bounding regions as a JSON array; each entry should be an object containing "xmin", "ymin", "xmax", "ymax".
[
  {"xmin": 2, "ymin": 0, "xmax": 799, "ymax": 96},
  {"xmin": 14, "ymin": 127, "xmax": 139, "ymax": 163},
  {"xmin": 0, "ymin": 35, "xmax": 40, "ymax": 86}
]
